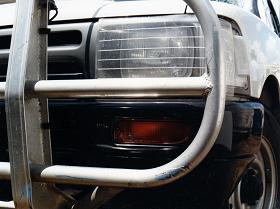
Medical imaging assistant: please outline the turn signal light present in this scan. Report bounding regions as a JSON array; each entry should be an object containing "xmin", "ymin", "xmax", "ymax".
[{"xmin": 114, "ymin": 119, "xmax": 190, "ymax": 145}]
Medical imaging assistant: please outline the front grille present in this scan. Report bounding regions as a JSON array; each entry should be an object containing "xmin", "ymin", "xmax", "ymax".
[
  {"xmin": 0, "ymin": 35, "xmax": 10, "ymax": 50},
  {"xmin": 0, "ymin": 61, "xmax": 85, "ymax": 82},
  {"xmin": 48, "ymin": 61, "xmax": 85, "ymax": 80},
  {"xmin": 0, "ymin": 63, "xmax": 6, "ymax": 81},
  {"xmin": 0, "ymin": 30, "xmax": 82, "ymax": 50},
  {"xmin": 49, "ymin": 30, "xmax": 82, "ymax": 47},
  {"xmin": 0, "ymin": 22, "xmax": 90, "ymax": 80}
]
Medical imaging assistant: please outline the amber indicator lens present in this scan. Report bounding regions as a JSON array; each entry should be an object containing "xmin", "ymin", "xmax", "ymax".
[{"xmin": 114, "ymin": 119, "xmax": 190, "ymax": 145}]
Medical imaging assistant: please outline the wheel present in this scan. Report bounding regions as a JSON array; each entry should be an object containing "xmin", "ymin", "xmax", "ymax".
[{"xmin": 230, "ymin": 110, "xmax": 279, "ymax": 209}]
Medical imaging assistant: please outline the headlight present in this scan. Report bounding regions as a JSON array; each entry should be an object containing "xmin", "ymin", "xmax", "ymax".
[{"xmin": 95, "ymin": 15, "xmax": 206, "ymax": 78}]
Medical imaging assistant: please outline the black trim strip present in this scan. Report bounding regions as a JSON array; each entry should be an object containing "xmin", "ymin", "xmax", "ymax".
[
  {"xmin": 49, "ymin": 18, "xmax": 98, "ymax": 25},
  {"xmin": 85, "ymin": 21, "xmax": 96, "ymax": 78}
]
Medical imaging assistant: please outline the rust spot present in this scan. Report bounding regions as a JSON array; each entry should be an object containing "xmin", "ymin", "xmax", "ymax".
[{"xmin": 155, "ymin": 167, "xmax": 186, "ymax": 181}]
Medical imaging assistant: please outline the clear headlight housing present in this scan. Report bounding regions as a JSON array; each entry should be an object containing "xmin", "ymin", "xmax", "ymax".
[{"xmin": 95, "ymin": 15, "xmax": 206, "ymax": 78}]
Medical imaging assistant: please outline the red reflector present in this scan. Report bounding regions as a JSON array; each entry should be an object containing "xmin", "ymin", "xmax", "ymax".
[{"xmin": 114, "ymin": 119, "xmax": 190, "ymax": 145}]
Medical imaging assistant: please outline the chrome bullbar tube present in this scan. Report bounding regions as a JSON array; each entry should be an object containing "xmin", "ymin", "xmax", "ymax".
[
  {"xmin": 0, "ymin": 0, "xmax": 225, "ymax": 189},
  {"xmin": 0, "ymin": 0, "xmax": 14, "ymax": 4}
]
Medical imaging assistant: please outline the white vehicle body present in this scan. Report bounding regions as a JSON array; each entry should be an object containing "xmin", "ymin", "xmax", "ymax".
[
  {"xmin": 1, "ymin": 0, "xmax": 279, "ymax": 100},
  {"xmin": 0, "ymin": 1, "xmax": 280, "ymax": 209}
]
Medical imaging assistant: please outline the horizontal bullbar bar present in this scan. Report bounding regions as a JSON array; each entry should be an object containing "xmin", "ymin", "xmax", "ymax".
[
  {"xmin": 0, "ymin": 201, "xmax": 14, "ymax": 209},
  {"xmin": 0, "ymin": 77, "xmax": 212, "ymax": 99},
  {"xmin": 0, "ymin": 160, "xmax": 211, "ymax": 188},
  {"xmin": 0, "ymin": 82, "xmax": 4, "ymax": 99},
  {"xmin": 0, "ymin": 162, "xmax": 10, "ymax": 180},
  {"xmin": 0, "ymin": 0, "xmax": 15, "ymax": 4}
]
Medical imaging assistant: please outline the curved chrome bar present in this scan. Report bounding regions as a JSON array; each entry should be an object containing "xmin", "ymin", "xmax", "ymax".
[
  {"xmin": 35, "ymin": 0, "xmax": 224, "ymax": 188},
  {"xmin": 0, "ymin": 0, "xmax": 225, "ymax": 188}
]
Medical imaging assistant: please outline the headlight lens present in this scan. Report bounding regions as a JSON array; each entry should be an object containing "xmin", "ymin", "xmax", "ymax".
[{"xmin": 95, "ymin": 15, "xmax": 206, "ymax": 78}]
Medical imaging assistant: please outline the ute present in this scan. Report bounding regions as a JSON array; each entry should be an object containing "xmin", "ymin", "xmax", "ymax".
[{"xmin": 0, "ymin": 0, "xmax": 279, "ymax": 209}]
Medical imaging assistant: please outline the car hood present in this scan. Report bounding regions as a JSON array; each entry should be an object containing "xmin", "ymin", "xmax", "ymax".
[{"xmin": 0, "ymin": 0, "xmax": 187, "ymax": 26}]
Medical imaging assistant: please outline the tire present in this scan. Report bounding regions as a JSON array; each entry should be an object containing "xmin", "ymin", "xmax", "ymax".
[{"xmin": 230, "ymin": 109, "xmax": 280, "ymax": 209}]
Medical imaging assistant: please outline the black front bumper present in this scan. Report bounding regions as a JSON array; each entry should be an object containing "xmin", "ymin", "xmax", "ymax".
[{"xmin": 0, "ymin": 100, "xmax": 263, "ymax": 208}]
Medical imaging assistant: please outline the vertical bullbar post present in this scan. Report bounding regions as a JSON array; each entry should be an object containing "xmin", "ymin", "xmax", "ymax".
[{"xmin": 5, "ymin": 0, "xmax": 72, "ymax": 208}]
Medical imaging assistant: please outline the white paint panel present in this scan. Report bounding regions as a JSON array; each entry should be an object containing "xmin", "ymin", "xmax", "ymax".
[
  {"xmin": 213, "ymin": 2, "xmax": 280, "ymax": 98},
  {"xmin": 0, "ymin": 0, "xmax": 186, "ymax": 27}
]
